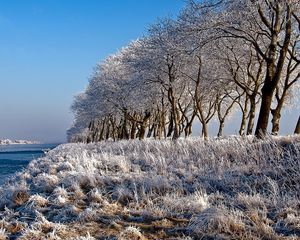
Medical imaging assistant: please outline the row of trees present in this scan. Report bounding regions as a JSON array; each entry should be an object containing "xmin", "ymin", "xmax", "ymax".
[{"xmin": 68, "ymin": 0, "xmax": 300, "ymax": 143}]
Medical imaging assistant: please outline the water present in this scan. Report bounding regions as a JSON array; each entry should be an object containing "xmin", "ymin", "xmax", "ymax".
[{"xmin": 0, "ymin": 143, "xmax": 59, "ymax": 185}]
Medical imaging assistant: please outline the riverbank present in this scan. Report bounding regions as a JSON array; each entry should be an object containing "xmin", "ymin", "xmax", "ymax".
[
  {"xmin": 0, "ymin": 135, "xmax": 299, "ymax": 239},
  {"xmin": 0, "ymin": 143, "xmax": 59, "ymax": 186}
]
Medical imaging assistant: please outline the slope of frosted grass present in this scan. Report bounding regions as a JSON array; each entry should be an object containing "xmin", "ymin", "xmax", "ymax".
[{"xmin": 0, "ymin": 135, "xmax": 299, "ymax": 239}]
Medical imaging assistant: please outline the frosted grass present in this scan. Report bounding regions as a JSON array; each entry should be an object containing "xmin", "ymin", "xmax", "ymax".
[{"xmin": 0, "ymin": 135, "xmax": 299, "ymax": 239}]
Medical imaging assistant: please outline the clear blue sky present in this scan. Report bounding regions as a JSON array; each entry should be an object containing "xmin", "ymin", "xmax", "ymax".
[
  {"xmin": 0, "ymin": 1, "xmax": 298, "ymax": 143},
  {"xmin": 0, "ymin": 0, "xmax": 185, "ymax": 143}
]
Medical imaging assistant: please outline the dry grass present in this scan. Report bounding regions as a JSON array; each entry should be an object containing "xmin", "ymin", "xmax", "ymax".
[{"xmin": 0, "ymin": 135, "xmax": 299, "ymax": 239}]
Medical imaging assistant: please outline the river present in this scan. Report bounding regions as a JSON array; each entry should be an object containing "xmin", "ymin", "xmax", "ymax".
[{"xmin": 0, "ymin": 143, "xmax": 59, "ymax": 185}]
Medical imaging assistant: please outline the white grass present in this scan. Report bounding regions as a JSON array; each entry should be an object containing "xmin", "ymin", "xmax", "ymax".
[
  {"xmin": 117, "ymin": 226, "xmax": 145, "ymax": 240},
  {"xmin": 0, "ymin": 135, "xmax": 299, "ymax": 239},
  {"xmin": 0, "ymin": 228, "xmax": 8, "ymax": 240}
]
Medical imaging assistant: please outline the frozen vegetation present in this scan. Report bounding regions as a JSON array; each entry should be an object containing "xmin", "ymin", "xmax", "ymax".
[
  {"xmin": 0, "ymin": 135, "xmax": 299, "ymax": 239},
  {"xmin": 0, "ymin": 139, "xmax": 40, "ymax": 145}
]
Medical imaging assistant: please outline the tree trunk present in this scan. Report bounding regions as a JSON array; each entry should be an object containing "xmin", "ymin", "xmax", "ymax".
[
  {"xmin": 217, "ymin": 120, "xmax": 224, "ymax": 137},
  {"xmin": 246, "ymin": 96, "xmax": 256, "ymax": 135},
  {"xmin": 239, "ymin": 96, "xmax": 249, "ymax": 136},
  {"xmin": 99, "ymin": 120, "xmax": 105, "ymax": 141},
  {"xmin": 147, "ymin": 123, "xmax": 154, "ymax": 138},
  {"xmin": 202, "ymin": 122, "xmax": 209, "ymax": 139},
  {"xmin": 167, "ymin": 112, "xmax": 174, "ymax": 137},
  {"xmin": 173, "ymin": 114, "xmax": 180, "ymax": 139},
  {"xmin": 153, "ymin": 124, "xmax": 158, "ymax": 139},
  {"xmin": 271, "ymin": 86, "xmax": 290, "ymax": 135},
  {"xmin": 197, "ymin": 107, "xmax": 209, "ymax": 139},
  {"xmin": 109, "ymin": 117, "xmax": 116, "ymax": 141},
  {"xmin": 169, "ymin": 92, "xmax": 180, "ymax": 140},
  {"xmin": 139, "ymin": 111, "xmax": 151, "ymax": 140},
  {"xmin": 162, "ymin": 118, "xmax": 167, "ymax": 139},
  {"xmin": 157, "ymin": 113, "xmax": 163, "ymax": 140},
  {"xmin": 139, "ymin": 125, "xmax": 146, "ymax": 140},
  {"xmin": 271, "ymin": 109, "xmax": 281, "ymax": 135},
  {"xmin": 184, "ymin": 123, "xmax": 193, "ymax": 137},
  {"xmin": 183, "ymin": 110, "xmax": 196, "ymax": 138},
  {"xmin": 255, "ymin": 86, "xmax": 273, "ymax": 138},
  {"xmin": 255, "ymin": 6, "xmax": 291, "ymax": 138},
  {"xmin": 130, "ymin": 121, "xmax": 137, "ymax": 139},
  {"xmin": 106, "ymin": 123, "xmax": 111, "ymax": 140},
  {"xmin": 294, "ymin": 116, "xmax": 300, "ymax": 134},
  {"xmin": 121, "ymin": 111, "xmax": 129, "ymax": 140}
]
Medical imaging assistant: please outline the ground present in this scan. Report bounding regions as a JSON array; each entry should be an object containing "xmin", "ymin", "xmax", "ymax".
[{"xmin": 0, "ymin": 135, "xmax": 299, "ymax": 239}]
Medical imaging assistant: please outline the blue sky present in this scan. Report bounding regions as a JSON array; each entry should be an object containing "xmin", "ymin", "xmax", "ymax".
[
  {"xmin": 0, "ymin": 0, "xmax": 185, "ymax": 143},
  {"xmin": 0, "ymin": 1, "xmax": 298, "ymax": 143}
]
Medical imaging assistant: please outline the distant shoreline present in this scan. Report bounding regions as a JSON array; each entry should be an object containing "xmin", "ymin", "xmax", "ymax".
[{"xmin": 0, "ymin": 139, "xmax": 41, "ymax": 145}]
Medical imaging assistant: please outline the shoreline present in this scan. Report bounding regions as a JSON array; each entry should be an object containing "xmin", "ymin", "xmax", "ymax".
[{"xmin": 0, "ymin": 139, "xmax": 41, "ymax": 145}]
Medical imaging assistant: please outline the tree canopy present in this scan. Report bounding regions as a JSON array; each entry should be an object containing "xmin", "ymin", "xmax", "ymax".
[{"xmin": 68, "ymin": 0, "xmax": 300, "ymax": 142}]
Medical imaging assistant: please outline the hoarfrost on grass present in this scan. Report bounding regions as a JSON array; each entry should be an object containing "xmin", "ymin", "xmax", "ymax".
[{"xmin": 0, "ymin": 135, "xmax": 299, "ymax": 239}]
